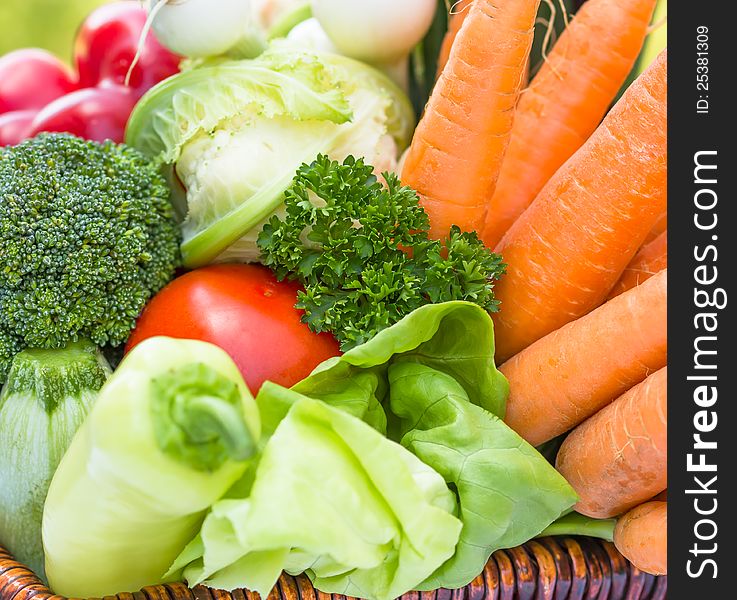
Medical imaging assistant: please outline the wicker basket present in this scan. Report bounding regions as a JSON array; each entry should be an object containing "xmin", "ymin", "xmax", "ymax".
[{"xmin": 1, "ymin": 537, "xmax": 665, "ymax": 600}]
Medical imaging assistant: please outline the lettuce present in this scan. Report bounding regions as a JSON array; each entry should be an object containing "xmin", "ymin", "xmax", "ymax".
[
  {"xmin": 170, "ymin": 302, "xmax": 576, "ymax": 596},
  {"xmin": 126, "ymin": 44, "xmax": 414, "ymax": 268},
  {"xmin": 387, "ymin": 362, "xmax": 578, "ymax": 589},
  {"xmin": 169, "ymin": 393, "xmax": 462, "ymax": 600},
  {"xmin": 291, "ymin": 301, "xmax": 577, "ymax": 589}
]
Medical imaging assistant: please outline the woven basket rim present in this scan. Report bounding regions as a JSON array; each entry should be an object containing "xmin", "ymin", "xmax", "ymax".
[{"xmin": 0, "ymin": 536, "xmax": 665, "ymax": 600}]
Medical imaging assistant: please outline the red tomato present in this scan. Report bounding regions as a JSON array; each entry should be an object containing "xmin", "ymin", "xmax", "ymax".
[
  {"xmin": 0, "ymin": 111, "xmax": 36, "ymax": 146},
  {"xmin": 126, "ymin": 264, "xmax": 341, "ymax": 394},
  {"xmin": 0, "ymin": 49, "xmax": 77, "ymax": 114},
  {"xmin": 27, "ymin": 86, "xmax": 137, "ymax": 143},
  {"xmin": 74, "ymin": 2, "xmax": 181, "ymax": 95}
]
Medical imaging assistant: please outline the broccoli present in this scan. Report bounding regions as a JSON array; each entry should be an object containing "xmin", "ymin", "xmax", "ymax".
[{"xmin": 0, "ymin": 133, "xmax": 181, "ymax": 381}]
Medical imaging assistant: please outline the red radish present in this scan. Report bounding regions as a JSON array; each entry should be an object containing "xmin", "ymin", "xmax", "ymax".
[
  {"xmin": 0, "ymin": 49, "xmax": 77, "ymax": 114},
  {"xmin": 74, "ymin": 1, "xmax": 181, "ymax": 95},
  {"xmin": 28, "ymin": 87, "xmax": 137, "ymax": 144},
  {"xmin": 0, "ymin": 111, "xmax": 36, "ymax": 146}
]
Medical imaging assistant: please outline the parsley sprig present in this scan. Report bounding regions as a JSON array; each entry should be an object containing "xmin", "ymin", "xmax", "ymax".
[{"xmin": 258, "ymin": 155, "xmax": 506, "ymax": 350}]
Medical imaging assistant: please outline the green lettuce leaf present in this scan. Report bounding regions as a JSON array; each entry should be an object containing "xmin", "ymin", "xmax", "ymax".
[
  {"xmin": 170, "ymin": 391, "xmax": 462, "ymax": 600},
  {"xmin": 169, "ymin": 302, "xmax": 576, "ymax": 596},
  {"xmin": 295, "ymin": 301, "xmax": 508, "ymax": 418},
  {"xmin": 387, "ymin": 362, "xmax": 577, "ymax": 589},
  {"xmin": 292, "ymin": 301, "xmax": 576, "ymax": 589}
]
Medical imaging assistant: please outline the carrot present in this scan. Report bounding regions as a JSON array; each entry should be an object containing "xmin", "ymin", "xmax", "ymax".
[
  {"xmin": 501, "ymin": 269, "xmax": 667, "ymax": 446},
  {"xmin": 401, "ymin": 0, "xmax": 541, "ymax": 238},
  {"xmin": 481, "ymin": 0, "xmax": 657, "ymax": 249},
  {"xmin": 653, "ymin": 490, "xmax": 667, "ymax": 502},
  {"xmin": 555, "ymin": 367, "xmax": 667, "ymax": 518},
  {"xmin": 607, "ymin": 231, "xmax": 667, "ymax": 299},
  {"xmin": 491, "ymin": 50, "xmax": 667, "ymax": 361},
  {"xmin": 644, "ymin": 210, "xmax": 667, "ymax": 244},
  {"xmin": 614, "ymin": 501, "xmax": 667, "ymax": 575},
  {"xmin": 435, "ymin": 0, "xmax": 473, "ymax": 80}
]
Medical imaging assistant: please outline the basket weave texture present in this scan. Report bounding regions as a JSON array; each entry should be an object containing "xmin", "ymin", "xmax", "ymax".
[{"xmin": 1, "ymin": 537, "xmax": 665, "ymax": 600}]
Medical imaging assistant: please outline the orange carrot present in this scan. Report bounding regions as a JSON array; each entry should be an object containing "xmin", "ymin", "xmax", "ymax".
[
  {"xmin": 401, "ymin": 0, "xmax": 541, "ymax": 238},
  {"xmin": 435, "ymin": 0, "xmax": 473, "ymax": 80},
  {"xmin": 501, "ymin": 269, "xmax": 667, "ymax": 446},
  {"xmin": 556, "ymin": 367, "xmax": 667, "ymax": 518},
  {"xmin": 607, "ymin": 231, "xmax": 667, "ymax": 299},
  {"xmin": 614, "ymin": 501, "xmax": 667, "ymax": 575},
  {"xmin": 653, "ymin": 490, "xmax": 667, "ymax": 502},
  {"xmin": 644, "ymin": 210, "xmax": 667, "ymax": 244},
  {"xmin": 481, "ymin": 0, "xmax": 658, "ymax": 249},
  {"xmin": 492, "ymin": 50, "xmax": 667, "ymax": 361}
]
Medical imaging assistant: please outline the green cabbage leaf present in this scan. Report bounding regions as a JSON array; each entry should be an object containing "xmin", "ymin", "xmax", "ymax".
[{"xmin": 126, "ymin": 44, "xmax": 414, "ymax": 268}]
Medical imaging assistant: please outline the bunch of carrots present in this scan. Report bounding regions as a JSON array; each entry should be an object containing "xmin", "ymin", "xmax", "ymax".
[{"xmin": 402, "ymin": 0, "xmax": 667, "ymax": 577}]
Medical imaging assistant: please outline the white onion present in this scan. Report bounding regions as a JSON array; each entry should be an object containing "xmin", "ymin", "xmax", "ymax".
[
  {"xmin": 311, "ymin": 0, "xmax": 436, "ymax": 63},
  {"xmin": 286, "ymin": 18, "xmax": 338, "ymax": 53},
  {"xmin": 150, "ymin": 0, "xmax": 256, "ymax": 58}
]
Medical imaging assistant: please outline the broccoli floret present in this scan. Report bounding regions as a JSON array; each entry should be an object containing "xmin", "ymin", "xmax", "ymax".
[{"xmin": 0, "ymin": 133, "xmax": 181, "ymax": 381}]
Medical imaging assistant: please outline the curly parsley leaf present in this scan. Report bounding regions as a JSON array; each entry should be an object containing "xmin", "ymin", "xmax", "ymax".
[{"xmin": 258, "ymin": 155, "xmax": 505, "ymax": 349}]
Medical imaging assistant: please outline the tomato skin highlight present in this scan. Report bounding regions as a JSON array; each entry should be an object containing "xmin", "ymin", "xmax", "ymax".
[
  {"xmin": 126, "ymin": 264, "xmax": 341, "ymax": 394},
  {"xmin": 0, "ymin": 49, "xmax": 77, "ymax": 114}
]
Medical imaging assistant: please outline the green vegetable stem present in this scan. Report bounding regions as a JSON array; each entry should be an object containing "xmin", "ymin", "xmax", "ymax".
[
  {"xmin": 0, "ymin": 340, "xmax": 111, "ymax": 580},
  {"xmin": 151, "ymin": 364, "xmax": 257, "ymax": 471},
  {"xmin": 41, "ymin": 337, "xmax": 260, "ymax": 599},
  {"xmin": 536, "ymin": 512, "xmax": 617, "ymax": 542}
]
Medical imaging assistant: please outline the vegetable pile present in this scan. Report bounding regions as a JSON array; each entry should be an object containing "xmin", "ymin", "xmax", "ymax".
[
  {"xmin": 0, "ymin": 132, "xmax": 180, "ymax": 578},
  {"xmin": 0, "ymin": 0, "xmax": 669, "ymax": 598}
]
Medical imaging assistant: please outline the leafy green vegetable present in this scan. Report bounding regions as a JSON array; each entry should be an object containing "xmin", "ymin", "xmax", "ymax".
[
  {"xmin": 258, "ymin": 155, "xmax": 505, "ymax": 349},
  {"xmin": 42, "ymin": 337, "xmax": 260, "ymax": 598},
  {"xmin": 388, "ymin": 362, "xmax": 578, "ymax": 589},
  {"xmin": 168, "ymin": 302, "xmax": 575, "ymax": 596},
  {"xmin": 291, "ymin": 302, "xmax": 576, "ymax": 589},
  {"xmin": 169, "ymin": 391, "xmax": 462, "ymax": 600},
  {"xmin": 0, "ymin": 340, "xmax": 111, "ymax": 580},
  {"xmin": 0, "ymin": 133, "xmax": 180, "ymax": 381},
  {"xmin": 126, "ymin": 44, "xmax": 414, "ymax": 267}
]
